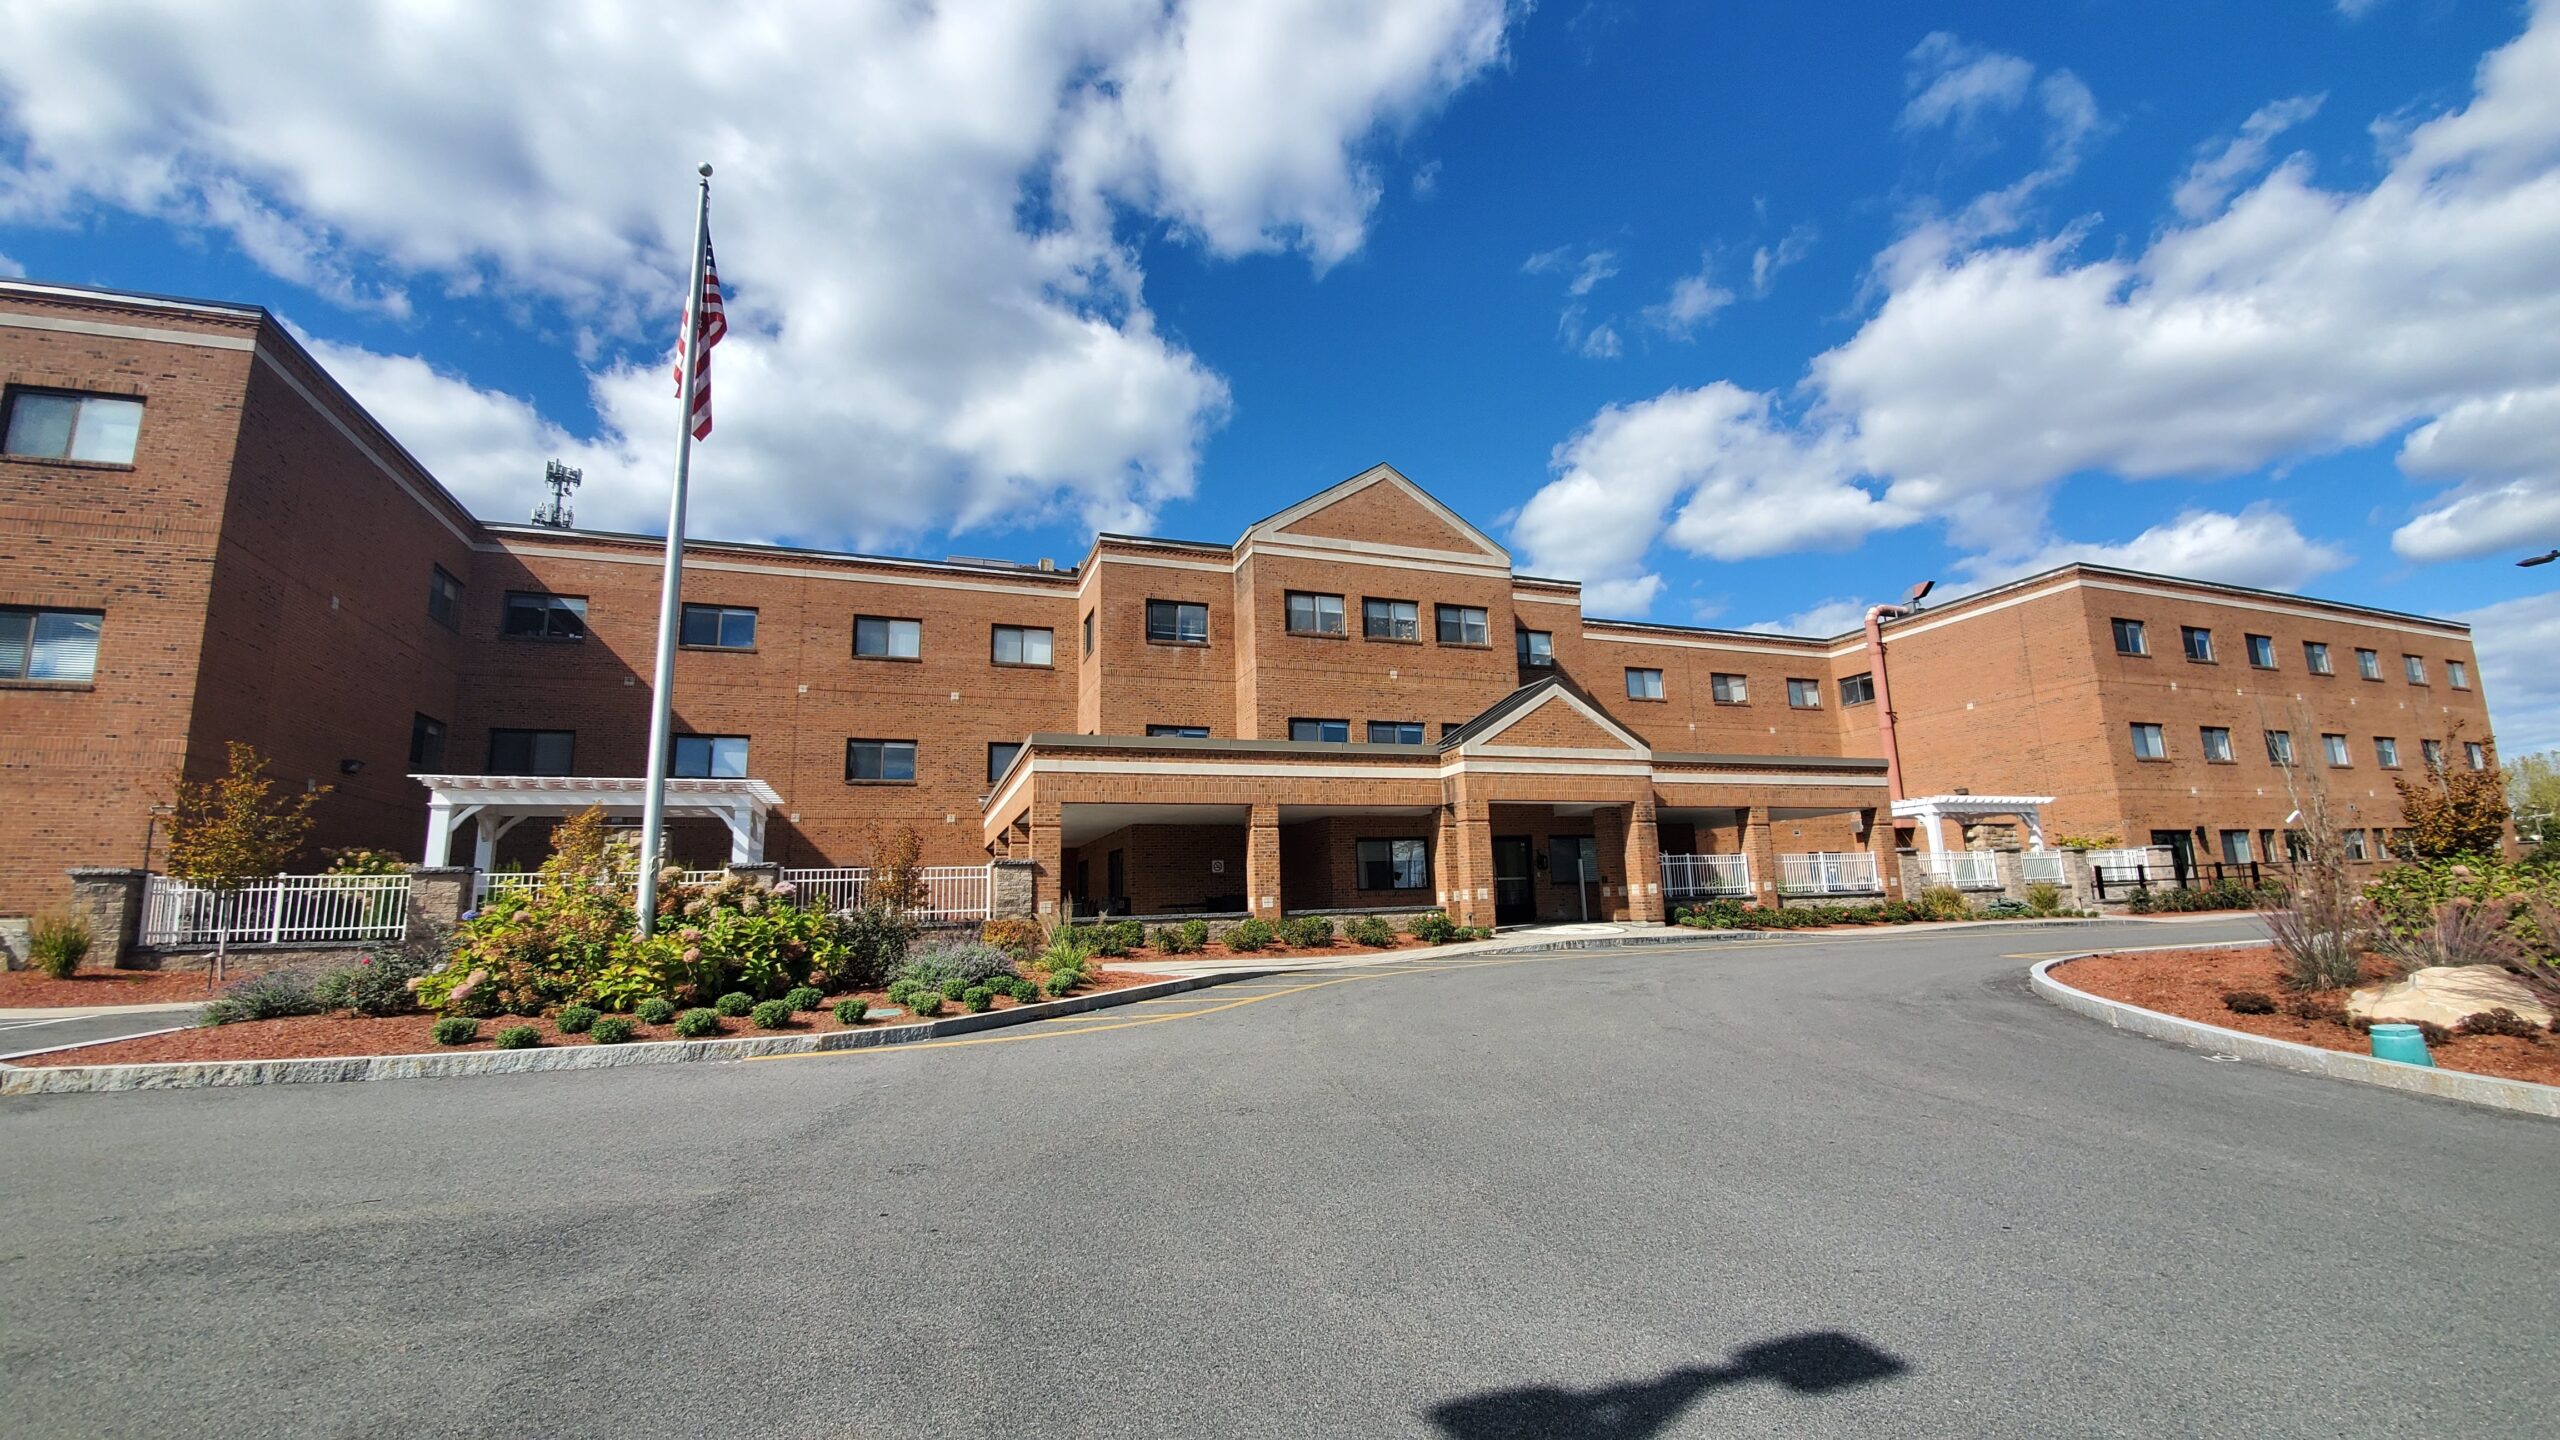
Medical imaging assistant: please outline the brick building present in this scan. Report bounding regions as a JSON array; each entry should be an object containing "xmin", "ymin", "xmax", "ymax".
[{"xmin": 0, "ymin": 280, "xmax": 2509, "ymax": 929}]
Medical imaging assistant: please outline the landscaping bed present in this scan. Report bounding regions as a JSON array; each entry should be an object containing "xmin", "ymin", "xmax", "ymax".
[
  {"xmin": 7, "ymin": 969, "xmax": 1159, "ymax": 1067},
  {"xmin": 2055, "ymin": 947, "xmax": 2560, "ymax": 1087},
  {"xmin": 0, "ymin": 969, "xmax": 216, "ymax": 1008}
]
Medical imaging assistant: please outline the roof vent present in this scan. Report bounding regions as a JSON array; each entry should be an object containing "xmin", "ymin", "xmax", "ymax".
[{"xmin": 1038, "ymin": 558, "xmax": 1055, "ymax": 572}]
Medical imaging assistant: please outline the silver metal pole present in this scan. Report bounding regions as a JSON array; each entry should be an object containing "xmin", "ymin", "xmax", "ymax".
[{"xmin": 636, "ymin": 164, "xmax": 713, "ymax": 936}]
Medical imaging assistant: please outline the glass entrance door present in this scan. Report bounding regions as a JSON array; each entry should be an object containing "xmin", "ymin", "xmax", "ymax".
[{"xmin": 1494, "ymin": 837, "xmax": 1535, "ymax": 925}]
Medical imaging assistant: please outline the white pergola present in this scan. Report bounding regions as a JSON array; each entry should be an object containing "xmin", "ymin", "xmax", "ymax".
[
  {"xmin": 1891, "ymin": 794, "xmax": 2056, "ymax": 854},
  {"xmin": 413, "ymin": 775, "xmax": 785, "ymax": 870}
]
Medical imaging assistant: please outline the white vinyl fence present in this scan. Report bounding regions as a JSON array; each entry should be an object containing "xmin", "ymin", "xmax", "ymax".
[
  {"xmin": 2085, "ymin": 847, "xmax": 2177, "ymax": 884},
  {"xmin": 141, "ymin": 873, "xmax": 411, "ymax": 948},
  {"xmin": 1660, "ymin": 854, "xmax": 1752, "ymax": 898},
  {"xmin": 471, "ymin": 864, "xmax": 994, "ymax": 922},
  {"xmin": 471, "ymin": 869, "xmax": 727, "ymax": 905},
  {"xmin": 1919, "ymin": 852, "xmax": 2002, "ymax": 890},
  {"xmin": 2019, "ymin": 852, "xmax": 2068, "ymax": 886},
  {"xmin": 1777, "ymin": 852, "xmax": 1882, "ymax": 896}
]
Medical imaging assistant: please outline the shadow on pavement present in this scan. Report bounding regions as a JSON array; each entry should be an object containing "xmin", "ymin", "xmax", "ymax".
[{"xmin": 1425, "ymin": 1330, "xmax": 1908, "ymax": 1439}]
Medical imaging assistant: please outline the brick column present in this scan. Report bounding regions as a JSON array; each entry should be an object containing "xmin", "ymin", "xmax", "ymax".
[
  {"xmin": 404, "ymin": 866, "xmax": 474, "ymax": 942},
  {"xmin": 66, "ymin": 868, "xmax": 147, "ymax": 970},
  {"xmin": 1246, "ymin": 802, "xmax": 1283, "ymax": 919},
  {"xmin": 989, "ymin": 859, "xmax": 1036, "ymax": 919},
  {"xmin": 1442, "ymin": 799, "xmax": 1495, "ymax": 928},
  {"xmin": 1617, "ymin": 799, "xmax": 1664, "ymax": 923},
  {"xmin": 1741, "ymin": 806, "xmax": 1781, "ymax": 910},
  {"xmin": 1029, "ymin": 802, "xmax": 1064, "ymax": 921},
  {"xmin": 1866, "ymin": 809, "xmax": 1901, "ymax": 898}
]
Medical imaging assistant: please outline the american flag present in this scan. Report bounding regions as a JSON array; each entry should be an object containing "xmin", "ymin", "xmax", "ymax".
[{"xmin": 674, "ymin": 230, "xmax": 727, "ymax": 440}]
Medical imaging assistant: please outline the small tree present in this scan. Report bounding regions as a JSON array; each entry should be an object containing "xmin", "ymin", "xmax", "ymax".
[
  {"xmin": 2393, "ymin": 723, "xmax": 2510, "ymax": 860},
  {"xmin": 2256, "ymin": 699, "xmax": 2369, "ymax": 990},
  {"xmin": 165, "ymin": 741, "xmax": 326, "ymax": 981},
  {"xmin": 866, "ymin": 825, "xmax": 929, "ymax": 916},
  {"xmin": 2505, "ymin": 749, "xmax": 2558, "ymax": 847}
]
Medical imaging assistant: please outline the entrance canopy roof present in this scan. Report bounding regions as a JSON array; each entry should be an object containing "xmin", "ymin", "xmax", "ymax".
[
  {"xmin": 412, "ymin": 774, "xmax": 785, "ymax": 868},
  {"xmin": 1890, "ymin": 794, "xmax": 2056, "ymax": 854}
]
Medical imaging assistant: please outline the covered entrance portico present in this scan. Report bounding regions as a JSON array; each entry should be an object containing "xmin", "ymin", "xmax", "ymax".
[{"xmin": 412, "ymin": 774, "xmax": 785, "ymax": 871}]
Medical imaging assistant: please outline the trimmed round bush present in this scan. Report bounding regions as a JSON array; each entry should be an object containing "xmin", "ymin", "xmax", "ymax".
[
  {"xmin": 493, "ymin": 1024, "xmax": 540, "ymax": 1050},
  {"xmin": 910, "ymin": 992, "xmax": 946, "ymax": 1017},
  {"xmin": 1225, "ymin": 918, "xmax": 1273, "ymax": 953},
  {"xmin": 431, "ymin": 1015, "xmax": 479, "ymax": 1046},
  {"xmin": 589, "ymin": 1016, "xmax": 637, "ymax": 1045},
  {"xmin": 940, "ymin": 978, "xmax": 969, "ymax": 1002},
  {"xmin": 1409, "ymin": 911, "xmax": 1459, "ymax": 945},
  {"xmin": 555, "ymin": 1004, "xmax": 599, "ymax": 1035},
  {"xmin": 713, "ymin": 991, "xmax": 754, "ymax": 1017},
  {"xmin": 673, "ymin": 1007, "xmax": 722, "ymax": 1038},
  {"xmin": 961, "ymin": 985, "xmax": 994, "ymax": 1013},
  {"xmin": 782, "ymin": 986, "xmax": 825, "ymax": 1014},
  {"xmin": 1282, "ymin": 915, "xmax": 1335, "ymax": 949},
  {"xmin": 750, "ymin": 998, "xmax": 793, "ymax": 1029},
  {"xmin": 1347, "ymin": 916, "xmax": 1395, "ymax": 948},
  {"xmin": 1043, "ymin": 970, "xmax": 1078, "ymax": 998},
  {"xmin": 635, "ymin": 996, "xmax": 678, "ymax": 1025},
  {"xmin": 833, "ymin": 997, "xmax": 869, "ymax": 1025},
  {"xmin": 1007, "ymin": 976, "xmax": 1040, "ymax": 1002}
]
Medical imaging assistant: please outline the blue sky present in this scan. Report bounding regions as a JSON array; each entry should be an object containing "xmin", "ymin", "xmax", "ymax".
[{"xmin": 1, "ymin": 0, "xmax": 2553, "ymax": 747}]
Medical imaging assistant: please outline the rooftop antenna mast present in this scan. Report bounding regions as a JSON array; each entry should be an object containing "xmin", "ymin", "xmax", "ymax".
[{"xmin": 532, "ymin": 459, "xmax": 582, "ymax": 528}]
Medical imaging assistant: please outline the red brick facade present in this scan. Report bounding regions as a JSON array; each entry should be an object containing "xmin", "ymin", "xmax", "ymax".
[{"xmin": 0, "ymin": 281, "xmax": 2513, "ymax": 923}]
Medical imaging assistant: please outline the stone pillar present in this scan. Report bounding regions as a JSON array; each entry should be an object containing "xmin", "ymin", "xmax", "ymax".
[
  {"xmin": 1741, "ymin": 806, "xmax": 1781, "ymax": 910},
  {"xmin": 405, "ymin": 866, "xmax": 475, "ymax": 942},
  {"xmin": 989, "ymin": 859, "xmax": 1036, "ymax": 919},
  {"xmin": 66, "ymin": 868, "xmax": 146, "ymax": 970},
  {"xmin": 1866, "ymin": 809, "xmax": 1902, "ymax": 898},
  {"xmin": 1246, "ymin": 802, "xmax": 1283, "ymax": 919},
  {"xmin": 726, "ymin": 861, "xmax": 783, "ymax": 888},
  {"xmin": 1992, "ymin": 850, "xmax": 2030, "ymax": 902},
  {"xmin": 2061, "ymin": 850, "xmax": 2099, "ymax": 912},
  {"xmin": 1898, "ymin": 851, "xmax": 1932, "ymax": 898}
]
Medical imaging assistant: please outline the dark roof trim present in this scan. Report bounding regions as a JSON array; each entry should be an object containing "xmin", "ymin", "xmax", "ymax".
[
  {"xmin": 1025, "ymin": 733, "xmax": 1431, "ymax": 758},
  {"xmin": 1581, "ymin": 616, "xmax": 1834, "ymax": 646},
  {"xmin": 1889, "ymin": 562, "xmax": 2472, "ymax": 635},
  {"xmin": 486, "ymin": 522, "xmax": 1083, "ymax": 581},
  {"xmin": 0, "ymin": 277, "xmax": 265, "ymax": 318},
  {"xmin": 1654, "ymin": 752, "xmax": 1888, "ymax": 771}
]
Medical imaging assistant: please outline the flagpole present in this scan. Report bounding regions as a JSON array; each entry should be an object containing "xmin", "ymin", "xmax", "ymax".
[{"xmin": 636, "ymin": 162, "xmax": 713, "ymax": 937}]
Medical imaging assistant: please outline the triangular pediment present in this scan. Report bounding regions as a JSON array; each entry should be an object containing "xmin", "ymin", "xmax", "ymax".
[
  {"xmin": 1244, "ymin": 464, "xmax": 1509, "ymax": 562},
  {"xmin": 1444, "ymin": 677, "xmax": 1650, "ymax": 757}
]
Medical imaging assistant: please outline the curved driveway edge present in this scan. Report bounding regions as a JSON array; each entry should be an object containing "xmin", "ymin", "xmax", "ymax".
[
  {"xmin": 2032, "ymin": 955, "xmax": 2560, "ymax": 1120},
  {"xmin": 0, "ymin": 971, "xmax": 1265, "ymax": 1098}
]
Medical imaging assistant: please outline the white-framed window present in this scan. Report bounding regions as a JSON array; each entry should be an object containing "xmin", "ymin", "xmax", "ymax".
[
  {"xmin": 2, "ymin": 388, "xmax": 143, "ymax": 464},
  {"xmin": 2130, "ymin": 723, "xmax": 2167, "ymax": 760},
  {"xmin": 2246, "ymin": 634, "xmax": 2276, "ymax": 668},
  {"xmin": 1289, "ymin": 717, "xmax": 1350, "ymax": 743},
  {"xmin": 2323, "ymin": 733, "xmax": 2351, "ymax": 767},
  {"xmin": 1363, "ymin": 598, "xmax": 1419, "ymax": 640},
  {"xmin": 990, "ymin": 624, "xmax": 1053, "ymax": 667},
  {"xmin": 502, "ymin": 592, "xmax": 587, "ymax": 640},
  {"xmin": 408, "ymin": 714, "xmax": 447, "ymax": 771},
  {"xmin": 2182, "ymin": 626, "xmax": 2215, "ymax": 662},
  {"xmin": 846, "ymin": 738, "xmax": 917, "ymax": 782},
  {"xmin": 2403, "ymin": 654, "xmax": 2427, "ymax": 685},
  {"xmin": 1356, "ymin": 838, "xmax": 1429, "ymax": 891},
  {"xmin": 987, "ymin": 741, "xmax": 1023, "ymax": 783},
  {"xmin": 0, "ymin": 606, "xmax": 103, "ymax": 683},
  {"xmin": 1146, "ymin": 599, "xmax": 1209, "ymax": 644},
  {"xmin": 1516, "ymin": 629, "xmax": 1553, "ymax": 667},
  {"xmin": 427, "ymin": 566, "xmax": 462, "ymax": 630},
  {"xmin": 2447, "ymin": 660, "xmax": 2469, "ymax": 689},
  {"xmin": 2200, "ymin": 726, "xmax": 2233, "ymax": 762},
  {"xmin": 2220, "ymin": 830, "xmax": 2254, "ymax": 864},
  {"xmin": 1145, "ymin": 724, "xmax": 1209, "ymax": 739},
  {"xmin": 1625, "ymin": 667, "xmax": 1665, "ymax": 700},
  {"xmin": 1711, "ymin": 673, "xmax": 1748, "ymax": 704},
  {"xmin": 2356, "ymin": 647, "xmax": 2382, "ymax": 680},
  {"xmin": 2265, "ymin": 729, "xmax": 2295, "ymax": 766},
  {"xmin": 2466, "ymin": 741, "xmax": 2488, "ymax": 771},
  {"xmin": 680, "ymin": 603, "xmax": 757, "ymax": 649},
  {"xmin": 2374, "ymin": 736, "xmax": 2400, "ymax": 768},
  {"xmin": 1786, "ymin": 677, "xmax": 1821, "ymax": 709},
  {"xmin": 1285, "ymin": 591, "xmax": 1345, "ymax": 636},
  {"xmin": 2343, "ymin": 828, "xmax": 2370, "ymax": 861},
  {"xmin": 2303, "ymin": 641, "xmax": 2332, "ymax": 675},
  {"xmin": 1839, "ymin": 672, "xmax": 1875, "ymax": 706},
  {"xmin": 1366, "ymin": 720, "xmax": 1424, "ymax": 745},
  {"xmin": 855, "ymin": 615, "xmax": 922, "ymax": 658},
  {"xmin": 2111, "ymin": 618, "xmax": 2147, "ymax": 655},
  {"xmin": 672, "ymin": 734, "xmax": 749, "ymax": 778},
  {"xmin": 2422, "ymin": 738, "xmax": 2446, "ymax": 770},
  {"xmin": 1435, "ymin": 605, "xmax": 1489, "ymax": 646}
]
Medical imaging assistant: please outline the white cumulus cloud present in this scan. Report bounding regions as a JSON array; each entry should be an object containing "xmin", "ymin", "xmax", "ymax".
[
  {"xmin": 1954, "ymin": 505, "xmax": 2352, "ymax": 594},
  {"xmin": 2458, "ymin": 590, "xmax": 2560, "ymax": 756}
]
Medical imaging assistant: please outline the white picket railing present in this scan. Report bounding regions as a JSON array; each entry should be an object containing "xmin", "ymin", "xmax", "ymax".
[
  {"xmin": 1777, "ymin": 852, "xmax": 1882, "ymax": 895},
  {"xmin": 2020, "ymin": 852, "xmax": 2068, "ymax": 886},
  {"xmin": 1660, "ymin": 854, "xmax": 1752, "ymax": 898},
  {"xmin": 2086, "ymin": 847, "xmax": 2176, "ymax": 883},
  {"xmin": 779, "ymin": 866, "xmax": 991, "ymax": 923},
  {"xmin": 1920, "ymin": 852, "xmax": 2002, "ymax": 890},
  {"xmin": 140, "ymin": 873, "xmax": 411, "ymax": 948},
  {"xmin": 472, "ymin": 869, "xmax": 725, "ymax": 905}
]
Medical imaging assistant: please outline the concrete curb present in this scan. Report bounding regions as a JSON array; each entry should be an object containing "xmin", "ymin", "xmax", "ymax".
[
  {"xmin": 0, "ymin": 1001, "xmax": 207, "ymax": 1020},
  {"xmin": 2031, "ymin": 952, "xmax": 2560, "ymax": 1121},
  {"xmin": 0, "ymin": 1023, "xmax": 197, "ymax": 1064},
  {"xmin": 0, "ymin": 973, "xmax": 1259, "ymax": 1097}
]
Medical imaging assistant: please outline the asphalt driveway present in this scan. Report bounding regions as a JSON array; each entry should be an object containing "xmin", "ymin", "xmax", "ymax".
[{"xmin": 1, "ymin": 917, "xmax": 2549, "ymax": 1438}]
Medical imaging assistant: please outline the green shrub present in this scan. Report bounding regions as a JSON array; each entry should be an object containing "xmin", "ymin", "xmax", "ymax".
[
  {"xmin": 313, "ymin": 931, "xmax": 444, "ymax": 1017},
  {"xmin": 673, "ymin": 1007, "xmax": 721, "ymax": 1038},
  {"xmin": 1346, "ymin": 916, "xmax": 1396, "ymax": 947},
  {"xmin": 782, "ymin": 986, "xmax": 825, "ymax": 1014},
  {"xmin": 1409, "ymin": 911, "xmax": 1459, "ymax": 945},
  {"xmin": 1178, "ymin": 918, "xmax": 1210, "ymax": 951},
  {"xmin": 832, "ymin": 998, "xmax": 869, "ymax": 1025},
  {"xmin": 199, "ymin": 969, "xmax": 323, "ymax": 1026},
  {"xmin": 940, "ymin": 978, "xmax": 969, "ymax": 1002},
  {"xmin": 1151, "ymin": 922, "xmax": 1204, "ymax": 954},
  {"xmin": 1281, "ymin": 915, "xmax": 1335, "ymax": 948},
  {"xmin": 2457, "ymin": 1007, "xmax": 2542, "ymax": 1040},
  {"xmin": 884, "ymin": 979, "xmax": 921, "ymax": 1009},
  {"xmin": 2023, "ymin": 882, "xmax": 2063, "ymax": 917},
  {"xmin": 589, "ymin": 1016, "xmax": 636, "ymax": 1044},
  {"xmin": 961, "ymin": 985, "xmax": 994, "ymax": 1013},
  {"xmin": 1225, "ymin": 918, "xmax": 1274, "ymax": 952},
  {"xmin": 431, "ymin": 1015, "xmax": 479, "ymax": 1046},
  {"xmin": 1983, "ymin": 898, "xmax": 2030, "ymax": 917},
  {"xmin": 828, "ymin": 904, "xmax": 918, "ymax": 990},
  {"xmin": 2222, "ymin": 990, "xmax": 2277, "ymax": 1015},
  {"xmin": 897, "ymin": 941, "xmax": 1018, "ymax": 993},
  {"xmin": 1917, "ymin": 885, "xmax": 1970, "ymax": 921},
  {"xmin": 978, "ymin": 916, "xmax": 1046, "ymax": 964},
  {"xmin": 1005, "ymin": 976, "xmax": 1040, "ymax": 1002},
  {"xmin": 713, "ymin": 991, "xmax": 754, "ymax": 1017},
  {"xmin": 1043, "ymin": 970, "xmax": 1077, "ymax": 997},
  {"xmin": 1037, "ymin": 932, "xmax": 1096, "ymax": 984},
  {"xmin": 25, "ymin": 912, "xmax": 92, "ymax": 980},
  {"xmin": 750, "ymin": 999, "xmax": 793, "ymax": 1029},
  {"xmin": 1075, "ymin": 920, "xmax": 1144, "ymax": 957},
  {"xmin": 555, "ymin": 1004, "xmax": 599, "ymax": 1034},
  {"xmin": 910, "ymin": 992, "xmax": 946, "ymax": 1017},
  {"xmin": 635, "ymin": 996, "xmax": 678, "ymax": 1025},
  {"xmin": 493, "ymin": 1024, "xmax": 539, "ymax": 1050},
  {"xmin": 2281, "ymin": 995, "xmax": 2349, "ymax": 1026}
]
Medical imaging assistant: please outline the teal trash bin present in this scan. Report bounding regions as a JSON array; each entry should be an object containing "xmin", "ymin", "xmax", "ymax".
[{"xmin": 2369, "ymin": 1022, "xmax": 2434, "ymax": 1067}]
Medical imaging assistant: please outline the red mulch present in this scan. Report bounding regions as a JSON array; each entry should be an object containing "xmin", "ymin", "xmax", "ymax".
[
  {"xmin": 8, "ymin": 968, "xmax": 1159, "ymax": 1068},
  {"xmin": 0, "ymin": 969, "xmax": 219, "ymax": 1007},
  {"xmin": 2054, "ymin": 947, "xmax": 2560, "ymax": 1087}
]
